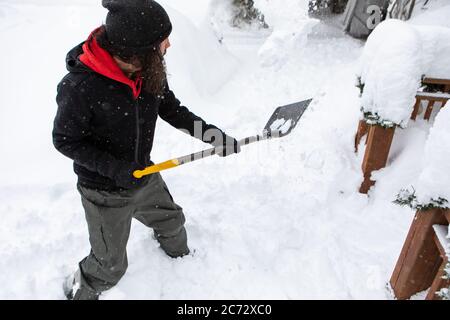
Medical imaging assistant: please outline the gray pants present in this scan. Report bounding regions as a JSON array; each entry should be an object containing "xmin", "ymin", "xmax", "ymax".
[{"xmin": 76, "ymin": 173, "xmax": 189, "ymax": 295}]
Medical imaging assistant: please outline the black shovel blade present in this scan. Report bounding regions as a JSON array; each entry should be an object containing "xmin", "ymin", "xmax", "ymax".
[{"xmin": 264, "ymin": 98, "xmax": 312, "ymax": 138}]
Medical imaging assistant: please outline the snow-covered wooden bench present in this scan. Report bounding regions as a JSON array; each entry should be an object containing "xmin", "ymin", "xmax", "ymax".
[
  {"xmin": 389, "ymin": 208, "xmax": 450, "ymax": 300},
  {"xmin": 411, "ymin": 78, "xmax": 450, "ymax": 121},
  {"xmin": 355, "ymin": 77, "xmax": 450, "ymax": 194}
]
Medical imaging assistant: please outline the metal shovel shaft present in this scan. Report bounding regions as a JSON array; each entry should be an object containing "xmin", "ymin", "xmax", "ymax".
[{"xmin": 133, "ymin": 132, "xmax": 273, "ymax": 178}]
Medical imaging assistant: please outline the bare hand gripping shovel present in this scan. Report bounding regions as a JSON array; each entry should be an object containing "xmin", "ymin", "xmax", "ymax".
[{"xmin": 133, "ymin": 99, "xmax": 312, "ymax": 178}]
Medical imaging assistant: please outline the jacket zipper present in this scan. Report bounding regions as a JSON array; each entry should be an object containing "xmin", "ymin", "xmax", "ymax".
[{"xmin": 134, "ymin": 98, "xmax": 142, "ymax": 166}]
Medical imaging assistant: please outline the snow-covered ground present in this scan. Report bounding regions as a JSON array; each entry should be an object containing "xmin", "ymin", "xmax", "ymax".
[{"xmin": 0, "ymin": 0, "xmax": 447, "ymax": 299}]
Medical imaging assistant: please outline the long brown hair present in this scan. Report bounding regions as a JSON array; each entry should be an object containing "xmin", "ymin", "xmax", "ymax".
[{"xmin": 95, "ymin": 25, "xmax": 167, "ymax": 96}]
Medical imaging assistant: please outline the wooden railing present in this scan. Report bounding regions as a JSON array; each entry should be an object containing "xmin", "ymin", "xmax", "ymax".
[
  {"xmin": 390, "ymin": 208, "xmax": 450, "ymax": 300},
  {"xmin": 355, "ymin": 78, "xmax": 450, "ymax": 194}
]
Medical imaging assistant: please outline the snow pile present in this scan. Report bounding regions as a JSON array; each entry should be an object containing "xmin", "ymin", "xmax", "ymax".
[
  {"xmin": 395, "ymin": 102, "xmax": 450, "ymax": 210},
  {"xmin": 410, "ymin": 102, "xmax": 450, "ymax": 205},
  {"xmin": 358, "ymin": 19, "xmax": 450, "ymax": 127},
  {"xmin": 415, "ymin": 26, "xmax": 450, "ymax": 79},
  {"xmin": 254, "ymin": 0, "xmax": 319, "ymax": 69},
  {"xmin": 164, "ymin": 5, "xmax": 239, "ymax": 97},
  {"xmin": 359, "ymin": 20, "xmax": 422, "ymax": 127},
  {"xmin": 410, "ymin": 1, "xmax": 450, "ymax": 28},
  {"xmin": 162, "ymin": 0, "xmax": 212, "ymax": 28}
]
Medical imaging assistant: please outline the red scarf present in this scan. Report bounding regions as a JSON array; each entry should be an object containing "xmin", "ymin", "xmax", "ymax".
[{"xmin": 79, "ymin": 27, "xmax": 143, "ymax": 99}]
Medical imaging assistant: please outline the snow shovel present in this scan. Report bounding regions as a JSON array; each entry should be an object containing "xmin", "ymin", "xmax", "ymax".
[{"xmin": 133, "ymin": 98, "xmax": 313, "ymax": 178}]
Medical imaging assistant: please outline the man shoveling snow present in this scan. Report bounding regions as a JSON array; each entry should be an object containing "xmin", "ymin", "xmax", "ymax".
[{"xmin": 52, "ymin": 0, "xmax": 240, "ymax": 300}]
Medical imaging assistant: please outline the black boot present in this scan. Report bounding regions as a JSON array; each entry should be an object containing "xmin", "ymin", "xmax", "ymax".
[{"xmin": 63, "ymin": 270, "xmax": 100, "ymax": 300}]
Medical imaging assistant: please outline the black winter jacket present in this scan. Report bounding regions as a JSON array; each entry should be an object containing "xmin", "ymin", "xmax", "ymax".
[{"xmin": 53, "ymin": 43, "xmax": 224, "ymax": 190}]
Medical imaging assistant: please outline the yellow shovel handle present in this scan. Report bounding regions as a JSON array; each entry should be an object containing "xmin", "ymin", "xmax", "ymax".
[{"xmin": 133, "ymin": 159, "xmax": 180, "ymax": 178}]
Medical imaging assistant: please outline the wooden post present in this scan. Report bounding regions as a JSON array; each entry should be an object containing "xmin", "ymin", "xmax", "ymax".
[
  {"xmin": 424, "ymin": 100, "xmax": 435, "ymax": 121},
  {"xmin": 410, "ymin": 98, "xmax": 421, "ymax": 121},
  {"xmin": 390, "ymin": 208, "xmax": 449, "ymax": 300},
  {"xmin": 359, "ymin": 125, "xmax": 395, "ymax": 194},
  {"xmin": 354, "ymin": 120, "xmax": 369, "ymax": 152}
]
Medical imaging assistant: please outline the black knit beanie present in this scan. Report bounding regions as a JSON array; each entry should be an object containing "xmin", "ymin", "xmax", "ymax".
[{"xmin": 102, "ymin": 0, "xmax": 172, "ymax": 54}]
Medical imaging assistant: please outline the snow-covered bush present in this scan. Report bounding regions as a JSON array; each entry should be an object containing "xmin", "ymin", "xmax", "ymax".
[
  {"xmin": 309, "ymin": 0, "xmax": 348, "ymax": 14},
  {"xmin": 358, "ymin": 19, "xmax": 450, "ymax": 128},
  {"xmin": 255, "ymin": 0, "xmax": 319, "ymax": 68},
  {"xmin": 394, "ymin": 188, "xmax": 448, "ymax": 211},
  {"xmin": 207, "ymin": 0, "xmax": 268, "ymax": 44},
  {"xmin": 309, "ymin": 0, "xmax": 332, "ymax": 13},
  {"xmin": 231, "ymin": 0, "xmax": 268, "ymax": 28}
]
